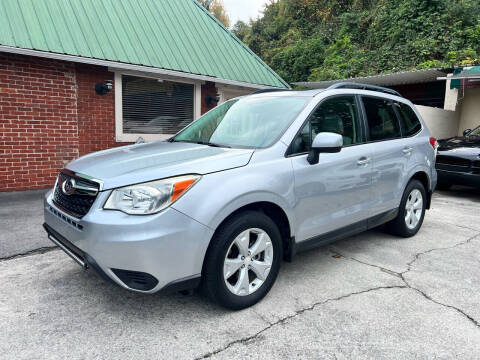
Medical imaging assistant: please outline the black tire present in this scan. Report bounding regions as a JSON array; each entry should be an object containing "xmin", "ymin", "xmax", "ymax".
[
  {"xmin": 202, "ymin": 211, "xmax": 282, "ymax": 310},
  {"xmin": 385, "ymin": 179, "xmax": 426, "ymax": 237},
  {"xmin": 436, "ymin": 181, "xmax": 452, "ymax": 191}
]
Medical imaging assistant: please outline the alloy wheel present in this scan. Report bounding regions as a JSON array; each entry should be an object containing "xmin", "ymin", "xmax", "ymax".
[
  {"xmin": 223, "ymin": 228, "xmax": 274, "ymax": 296},
  {"xmin": 405, "ymin": 189, "xmax": 423, "ymax": 230}
]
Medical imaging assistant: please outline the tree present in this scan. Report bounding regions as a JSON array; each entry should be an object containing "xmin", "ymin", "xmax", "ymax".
[
  {"xmin": 235, "ymin": 0, "xmax": 480, "ymax": 83},
  {"xmin": 232, "ymin": 21, "xmax": 250, "ymax": 42},
  {"xmin": 198, "ymin": 0, "xmax": 230, "ymax": 28}
]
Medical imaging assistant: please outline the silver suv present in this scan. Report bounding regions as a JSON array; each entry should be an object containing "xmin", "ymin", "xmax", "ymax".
[{"xmin": 43, "ymin": 83, "xmax": 437, "ymax": 309}]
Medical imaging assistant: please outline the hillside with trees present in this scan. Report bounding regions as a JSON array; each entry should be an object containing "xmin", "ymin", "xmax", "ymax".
[{"xmin": 232, "ymin": 0, "xmax": 480, "ymax": 84}]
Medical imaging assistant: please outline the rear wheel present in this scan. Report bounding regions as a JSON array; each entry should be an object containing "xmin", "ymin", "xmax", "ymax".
[
  {"xmin": 203, "ymin": 211, "xmax": 282, "ymax": 310},
  {"xmin": 385, "ymin": 179, "xmax": 426, "ymax": 237}
]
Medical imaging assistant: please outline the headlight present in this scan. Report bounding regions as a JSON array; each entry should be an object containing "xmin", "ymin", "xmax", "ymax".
[{"xmin": 104, "ymin": 175, "xmax": 200, "ymax": 215}]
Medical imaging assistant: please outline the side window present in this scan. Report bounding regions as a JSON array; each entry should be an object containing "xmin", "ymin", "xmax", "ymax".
[
  {"xmin": 395, "ymin": 102, "xmax": 422, "ymax": 137},
  {"xmin": 290, "ymin": 96, "xmax": 361, "ymax": 154},
  {"xmin": 362, "ymin": 97, "xmax": 401, "ymax": 141}
]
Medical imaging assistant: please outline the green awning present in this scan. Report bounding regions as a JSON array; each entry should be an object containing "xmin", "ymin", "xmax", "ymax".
[{"xmin": 450, "ymin": 66, "xmax": 480, "ymax": 89}]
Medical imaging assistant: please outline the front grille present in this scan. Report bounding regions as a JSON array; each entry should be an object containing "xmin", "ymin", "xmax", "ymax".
[
  {"xmin": 436, "ymin": 155, "xmax": 472, "ymax": 174},
  {"xmin": 436, "ymin": 155, "xmax": 471, "ymax": 167},
  {"xmin": 53, "ymin": 172, "xmax": 99, "ymax": 218},
  {"xmin": 48, "ymin": 205, "xmax": 83, "ymax": 230},
  {"xmin": 473, "ymin": 160, "xmax": 480, "ymax": 175}
]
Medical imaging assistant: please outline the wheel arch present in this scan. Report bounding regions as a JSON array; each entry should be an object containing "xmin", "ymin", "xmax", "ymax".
[
  {"xmin": 203, "ymin": 200, "xmax": 295, "ymax": 274},
  {"xmin": 409, "ymin": 170, "xmax": 432, "ymax": 209}
]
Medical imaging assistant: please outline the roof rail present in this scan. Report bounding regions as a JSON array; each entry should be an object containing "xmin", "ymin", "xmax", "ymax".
[
  {"xmin": 251, "ymin": 88, "xmax": 290, "ymax": 95},
  {"xmin": 327, "ymin": 82, "xmax": 401, "ymax": 97}
]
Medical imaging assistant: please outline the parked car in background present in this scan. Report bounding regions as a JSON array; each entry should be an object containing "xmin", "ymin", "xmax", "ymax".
[
  {"xmin": 436, "ymin": 125, "xmax": 480, "ymax": 189},
  {"xmin": 43, "ymin": 83, "xmax": 437, "ymax": 310}
]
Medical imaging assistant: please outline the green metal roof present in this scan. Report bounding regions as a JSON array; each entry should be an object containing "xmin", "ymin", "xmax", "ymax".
[{"xmin": 0, "ymin": 0, "xmax": 288, "ymax": 88}]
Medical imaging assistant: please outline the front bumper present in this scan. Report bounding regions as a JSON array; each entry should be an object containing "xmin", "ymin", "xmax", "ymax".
[
  {"xmin": 43, "ymin": 223, "xmax": 117, "ymax": 283},
  {"xmin": 43, "ymin": 190, "xmax": 214, "ymax": 293},
  {"xmin": 437, "ymin": 169, "xmax": 480, "ymax": 188}
]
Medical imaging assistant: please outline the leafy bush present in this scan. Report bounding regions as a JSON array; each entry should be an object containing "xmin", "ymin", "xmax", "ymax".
[{"xmin": 232, "ymin": 0, "xmax": 480, "ymax": 83}]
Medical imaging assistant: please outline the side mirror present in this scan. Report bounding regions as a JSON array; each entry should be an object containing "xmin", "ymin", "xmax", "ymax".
[
  {"xmin": 463, "ymin": 129, "xmax": 472, "ymax": 137},
  {"xmin": 307, "ymin": 132, "xmax": 343, "ymax": 165}
]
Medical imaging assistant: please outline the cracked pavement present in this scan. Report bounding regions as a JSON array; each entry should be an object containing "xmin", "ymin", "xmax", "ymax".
[{"xmin": 0, "ymin": 187, "xmax": 479, "ymax": 359}]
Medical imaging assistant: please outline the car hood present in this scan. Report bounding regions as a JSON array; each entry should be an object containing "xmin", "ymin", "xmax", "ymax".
[
  {"xmin": 437, "ymin": 136, "xmax": 480, "ymax": 160},
  {"xmin": 66, "ymin": 141, "xmax": 254, "ymax": 190},
  {"xmin": 438, "ymin": 136, "xmax": 480, "ymax": 150}
]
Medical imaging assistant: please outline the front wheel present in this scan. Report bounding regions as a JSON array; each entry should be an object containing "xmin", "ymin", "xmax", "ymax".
[
  {"xmin": 385, "ymin": 179, "xmax": 426, "ymax": 237},
  {"xmin": 202, "ymin": 211, "xmax": 282, "ymax": 310}
]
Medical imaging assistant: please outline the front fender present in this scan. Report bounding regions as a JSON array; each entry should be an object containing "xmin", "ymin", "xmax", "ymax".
[
  {"xmin": 208, "ymin": 190, "xmax": 297, "ymax": 234},
  {"xmin": 172, "ymin": 159, "xmax": 297, "ymax": 236}
]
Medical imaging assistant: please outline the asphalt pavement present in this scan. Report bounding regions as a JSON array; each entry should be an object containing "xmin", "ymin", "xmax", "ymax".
[
  {"xmin": 0, "ymin": 187, "xmax": 479, "ymax": 359},
  {"xmin": 0, "ymin": 189, "xmax": 51, "ymax": 258}
]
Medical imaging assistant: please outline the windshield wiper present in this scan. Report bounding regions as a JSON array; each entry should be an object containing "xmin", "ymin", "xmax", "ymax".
[
  {"xmin": 170, "ymin": 139, "xmax": 231, "ymax": 148},
  {"xmin": 195, "ymin": 141, "xmax": 232, "ymax": 148}
]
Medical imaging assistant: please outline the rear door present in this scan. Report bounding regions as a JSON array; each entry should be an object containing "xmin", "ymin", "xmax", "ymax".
[
  {"xmin": 394, "ymin": 101, "xmax": 424, "ymax": 172},
  {"xmin": 360, "ymin": 96, "xmax": 408, "ymax": 215},
  {"xmin": 289, "ymin": 95, "xmax": 374, "ymax": 242}
]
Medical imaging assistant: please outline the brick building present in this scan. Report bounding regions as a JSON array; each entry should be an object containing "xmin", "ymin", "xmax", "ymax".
[{"xmin": 0, "ymin": 0, "xmax": 288, "ymax": 192}]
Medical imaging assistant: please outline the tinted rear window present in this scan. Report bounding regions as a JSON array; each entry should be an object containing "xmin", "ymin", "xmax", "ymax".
[
  {"xmin": 395, "ymin": 102, "xmax": 422, "ymax": 137},
  {"xmin": 363, "ymin": 97, "xmax": 401, "ymax": 141}
]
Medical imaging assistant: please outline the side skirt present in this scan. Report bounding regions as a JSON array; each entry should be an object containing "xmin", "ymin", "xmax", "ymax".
[
  {"xmin": 290, "ymin": 208, "xmax": 399, "ymax": 257},
  {"xmin": 367, "ymin": 208, "xmax": 399, "ymax": 229}
]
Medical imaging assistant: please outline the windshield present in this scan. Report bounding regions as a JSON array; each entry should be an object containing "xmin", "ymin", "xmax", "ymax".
[{"xmin": 172, "ymin": 96, "xmax": 308, "ymax": 148}]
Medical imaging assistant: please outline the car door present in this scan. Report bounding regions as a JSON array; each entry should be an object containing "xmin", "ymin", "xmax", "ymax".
[
  {"xmin": 289, "ymin": 95, "xmax": 374, "ymax": 242},
  {"xmin": 360, "ymin": 96, "xmax": 408, "ymax": 215},
  {"xmin": 394, "ymin": 100, "xmax": 424, "ymax": 173}
]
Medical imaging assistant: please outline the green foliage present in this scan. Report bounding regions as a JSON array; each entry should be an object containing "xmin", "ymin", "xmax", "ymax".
[
  {"xmin": 198, "ymin": 0, "xmax": 230, "ymax": 27},
  {"xmin": 232, "ymin": 21, "xmax": 250, "ymax": 42},
  {"xmin": 309, "ymin": 35, "xmax": 367, "ymax": 81},
  {"xmin": 232, "ymin": 0, "xmax": 480, "ymax": 83},
  {"xmin": 270, "ymin": 37, "xmax": 326, "ymax": 82}
]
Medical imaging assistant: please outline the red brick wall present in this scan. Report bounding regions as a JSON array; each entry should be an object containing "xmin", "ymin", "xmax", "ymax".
[
  {"xmin": 0, "ymin": 53, "xmax": 219, "ymax": 192},
  {"xmin": 76, "ymin": 64, "xmax": 128, "ymax": 156},
  {"xmin": 0, "ymin": 53, "xmax": 79, "ymax": 191},
  {"xmin": 0, "ymin": 53, "xmax": 131, "ymax": 192}
]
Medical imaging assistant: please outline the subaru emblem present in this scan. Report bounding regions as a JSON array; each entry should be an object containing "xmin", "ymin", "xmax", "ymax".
[{"xmin": 62, "ymin": 178, "xmax": 76, "ymax": 196}]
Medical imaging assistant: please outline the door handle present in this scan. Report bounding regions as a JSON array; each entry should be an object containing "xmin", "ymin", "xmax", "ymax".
[
  {"xmin": 357, "ymin": 157, "xmax": 371, "ymax": 166},
  {"xmin": 402, "ymin": 147, "xmax": 413, "ymax": 154}
]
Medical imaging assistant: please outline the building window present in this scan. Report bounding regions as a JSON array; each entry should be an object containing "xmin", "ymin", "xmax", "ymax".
[{"xmin": 115, "ymin": 73, "xmax": 200, "ymax": 142}]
